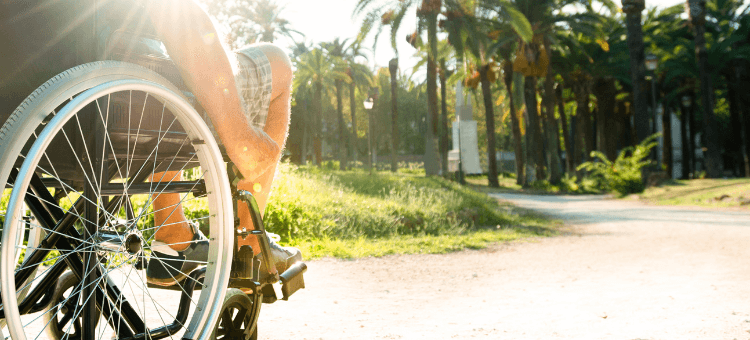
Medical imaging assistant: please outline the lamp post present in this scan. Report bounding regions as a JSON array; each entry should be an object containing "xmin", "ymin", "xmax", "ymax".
[
  {"xmin": 364, "ymin": 97, "xmax": 374, "ymax": 171},
  {"xmin": 364, "ymin": 88, "xmax": 379, "ymax": 171},
  {"xmin": 645, "ymin": 53, "xmax": 659, "ymax": 162}
]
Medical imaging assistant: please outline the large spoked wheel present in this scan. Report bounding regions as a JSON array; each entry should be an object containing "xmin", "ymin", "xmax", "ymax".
[
  {"xmin": 212, "ymin": 289, "xmax": 258, "ymax": 340},
  {"xmin": 0, "ymin": 62, "xmax": 233, "ymax": 340}
]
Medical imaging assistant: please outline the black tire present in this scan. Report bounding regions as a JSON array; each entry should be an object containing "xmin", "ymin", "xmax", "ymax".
[
  {"xmin": 212, "ymin": 289, "xmax": 259, "ymax": 340},
  {"xmin": 42, "ymin": 271, "xmax": 89, "ymax": 340}
]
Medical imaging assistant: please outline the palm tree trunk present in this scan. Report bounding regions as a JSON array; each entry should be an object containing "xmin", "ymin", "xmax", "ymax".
[
  {"xmin": 480, "ymin": 64, "xmax": 499, "ymax": 187},
  {"xmin": 680, "ymin": 102, "xmax": 690, "ymax": 179},
  {"xmin": 524, "ymin": 76, "xmax": 545, "ymax": 181},
  {"xmin": 424, "ymin": 13, "xmax": 440, "ymax": 176},
  {"xmin": 504, "ymin": 62, "xmax": 525, "ymax": 186},
  {"xmin": 690, "ymin": 5, "xmax": 722, "ymax": 177},
  {"xmin": 439, "ymin": 58, "xmax": 449, "ymax": 175},
  {"xmin": 336, "ymin": 79, "xmax": 346, "ymax": 170},
  {"xmin": 727, "ymin": 66, "xmax": 750, "ymax": 177},
  {"xmin": 663, "ymin": 106, "xmax": 673, "ymax": 176},
  {"xmin": 389, "ymin": 58, "xmax": 399, "ymax": 172},
  {"xmin": 572, "ymin": 79, "xmax": 594, "ymax": 163},
  {"xmin": 592, "ymin": 77, "xmax": 618, "ymax": 160},
  {"xmin": 314, "ymin": 81, "xmax": 323, "ymax": 166},
  {"xmin": 349, "ymin": 81, "xmax": 358, "ymax": 164},
  {"xmin": 301, "ymin": 99, "xmax": 309, "ymax": 164},
  {"xmin": 688, "ymin": 94, "xmax": 697, "ymax": 175},
  {"xmin": 556, "ymin": 84, "xmax": 572, "ymax": 174},
  {"xmin": 542, "ymin": 38, "xmax": 562, "ymax": 184},
  {"xmin": 622, "ymin": 1, "xmax": 650, "ymax": 147},
  {"xmin": 739, "ymin": 59, "xmax": 750, "ymax": 176}
]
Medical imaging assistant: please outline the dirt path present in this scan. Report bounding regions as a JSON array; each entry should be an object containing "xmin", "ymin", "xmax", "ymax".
[{"xmin": 258, "ymin": 194, "xmax": 750, "ymax": 339}]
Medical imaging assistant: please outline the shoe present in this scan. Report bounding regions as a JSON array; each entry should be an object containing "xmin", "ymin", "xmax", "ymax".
[
  {"xmin": 267, "ymin": 232, "xmax": 302, "ymax": 274},
  {"xmin": 146, "ymin": 223, "xmax": 209, "ymax": 287}
]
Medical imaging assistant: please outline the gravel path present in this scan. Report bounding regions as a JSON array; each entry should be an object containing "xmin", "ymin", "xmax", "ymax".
[{"xmin": 258, "ymin": 194, "xmax": 750, "ymax": 340}]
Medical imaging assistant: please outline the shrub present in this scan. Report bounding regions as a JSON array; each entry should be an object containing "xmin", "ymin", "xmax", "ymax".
[
  {"xmin": 529, "ymin": 180, "xmax": 558, "ymax": 192},
  {"xmin": 577, "ymin": 134, "xmax": 658, "ymax": 196},
  {"xmin": 559, "ymin": 175, "xmax": 580, "ymax": 192}
]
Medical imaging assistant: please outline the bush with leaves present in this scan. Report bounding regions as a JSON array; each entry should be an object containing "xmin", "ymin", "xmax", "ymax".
[{"xmin": 577, "ymin": 134, "xmax": 658, "ymax": 196}]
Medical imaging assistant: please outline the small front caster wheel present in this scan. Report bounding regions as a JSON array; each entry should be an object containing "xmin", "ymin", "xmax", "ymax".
[
  {"xmin": 212, "ymin": 288, "xmax": 258, "ymax": 340},
  {"xmin": 42, "ymin": 271, "xmax": 98, "ymax": 340}
]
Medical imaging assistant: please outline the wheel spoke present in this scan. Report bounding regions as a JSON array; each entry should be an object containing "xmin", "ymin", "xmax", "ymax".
[{"xmin": 2, "ymin": 73, "xmax": 230, "ymax": 340}]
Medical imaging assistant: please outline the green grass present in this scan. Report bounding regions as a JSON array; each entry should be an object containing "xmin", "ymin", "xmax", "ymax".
[
  {"xmin": 635, "ymin": 178, "xmax": 750, "ymax": 208},
  {"xmin": 0, "ymin": 165, "xmax": 559, "ymax": 260},
  {"xmin": 289, "ymin": 226, "xmax": 554, "ymax": 259},
  {"xmin": 265, "ymin": 163, "xmax": 559, "ymax": 258},
  {"xmin": 463, "ymin": 174, "xmax": 601, "ymax": 195}
]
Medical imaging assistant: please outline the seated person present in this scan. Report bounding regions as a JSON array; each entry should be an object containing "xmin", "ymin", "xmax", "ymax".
[{"xmin": 140, "ymin": 0, "xmax": 301, "ymax": 286}]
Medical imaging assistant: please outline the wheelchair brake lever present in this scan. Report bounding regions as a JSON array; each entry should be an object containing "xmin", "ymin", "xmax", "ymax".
[{"xmin": 235, "ymin": 190, "xmax": 279, "ymax": 284}]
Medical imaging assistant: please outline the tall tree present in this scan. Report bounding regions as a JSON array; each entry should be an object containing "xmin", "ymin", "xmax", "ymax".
[
  {"xmin": 686, "ymin": 0, "xmax": 723, "ymax": 177},
  {"xmin": 497, "ymin": 0, "xmax": 601, "ymax": 184},
  {"xmin": 621, "ymin": 0, "xmax": 651, "ymax": 153},
  {"xmin": 293, "ymin": 48, "xmax": 347, "ymax": 165},
  {"xmin": 442, "ymin": 0, "xmax": 532, "ymax": 187},
  {"xmin": 388, "ymin": 58, "xmax": 400, "ymax": 172},
  {"xmin": 504, "ymin": 61, "xmax": 526, "ymax": 185},
  {"xmin": 411, "ymin": 38, "xmax": 455, "ymax": 175},
  {"xmin": 355, "ymin": 0, "xmax": 446, "ymax": 176},
  {"xmin": 205, "ymin": 0, "xmax": 303, "ymax": 47},
  {"xmin": 321, "ymin": 38, "xmax": 352, "ymax": 170},
  {"xmin": 344, "ymin": 42, "xmax": 373, "ymax": 165}
]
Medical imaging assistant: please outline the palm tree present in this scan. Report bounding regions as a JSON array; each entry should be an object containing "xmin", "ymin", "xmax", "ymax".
[
  {"xmin": 686, "ymin": 0, "xmax": 723, "ymax": 178},
  {"xmin": 344, "ymin": 42, "xmax": 373, "ymax": 165},
  {"xmin": 321, "ymin": 38, "xmax": 352, "ymax": 170},
  {"xmin": 621, "ymin": 0, "xmax": 651, "ymax": 153},
  {"xmin": 388, "ymin": 58, "xmax": 400, "ymax": 172},
  {"xmin": 509, "ymin": 0, "xmax": 603, "ymax": 184},
  {"xmin": 441, "ymin": 0, "xmax": 532, "ymax": 187},
  {"xmin": 411, "ymin": 38, "xmax": 455, "ymax": 175},
  {"xmin": 504, "ymin": 60, "xmax": 526, "ymax": 185},
  {"xmin": 355, "ymin": 0, "xmax": 449, "ymax": 176},
  {"xmin": 293, "ymin": 47, "xmax": 348, "ymax": 165},
  {"xmin": 206, "ymin": 0, "xmax": 303, "ymax": 47}
]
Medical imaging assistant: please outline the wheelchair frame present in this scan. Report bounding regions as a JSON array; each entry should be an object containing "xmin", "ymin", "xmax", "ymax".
[{"xmin": 0, "ymin": 18, "xmax": 305, "ymax": 340}]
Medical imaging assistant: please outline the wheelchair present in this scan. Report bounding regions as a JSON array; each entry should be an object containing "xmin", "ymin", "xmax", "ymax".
[{"xmin": 0, "ymin": 3, "xmax": 305, "ymax": 339}]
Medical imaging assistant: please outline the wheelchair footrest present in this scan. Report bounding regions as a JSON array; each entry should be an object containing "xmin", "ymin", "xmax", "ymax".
[{"xmin": 279, "ymin": 262, "xmax": 306, "ymax": 300}]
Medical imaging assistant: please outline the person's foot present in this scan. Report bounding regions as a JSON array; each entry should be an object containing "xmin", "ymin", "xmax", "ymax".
[
  {"xmin": 146, "ymin": 223, "xmax": 209, "ymax": 287},
  {"xmin": 267, "ymin": 232, "xmax": 302, "ymax": 274}
]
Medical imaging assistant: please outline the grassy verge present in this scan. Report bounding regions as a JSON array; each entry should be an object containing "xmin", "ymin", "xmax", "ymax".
[
  {"xmin": 463, "ymin": 174, "xmax": 601, "ymax": 195},
  {"xmin": 266, "ymin": 163, "xmax": 559, "ymax": 259},
  {"xmin": 634, "ymin": 178, "xmax": 750, "ymax": 208}
]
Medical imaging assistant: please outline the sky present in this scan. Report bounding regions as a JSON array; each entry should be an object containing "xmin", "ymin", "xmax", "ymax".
[{"xmin": 277, "ymin": 0, "xmax": 747, "ymax": 75}]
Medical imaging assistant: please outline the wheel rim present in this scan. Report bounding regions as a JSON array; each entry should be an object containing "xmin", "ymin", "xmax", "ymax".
[{"xmin": 1, "ymin": 79, "xmax": 233, "ymax": 340}]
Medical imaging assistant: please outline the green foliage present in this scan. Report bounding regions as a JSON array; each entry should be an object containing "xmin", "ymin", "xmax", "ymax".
[
  {"xmin": 528, "ymin": 180, "xmax": 557, "ymax": 192},
  {"xmin": 289, "ymin": 226, "xmax": 555, "ymax": 259},
  {"xmin": 577, "ymin": 135, "xmax": 658, "ymax": 196},
  {"xmin": 263, "ymin": 162, "xmax": 549, "ymax": 245}
]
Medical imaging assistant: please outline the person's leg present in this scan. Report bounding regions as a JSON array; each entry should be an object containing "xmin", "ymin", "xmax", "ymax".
[
  {"xmin": 151, "ymin": 171, "xmax": 193, "ymax": 252},
  {"xmin": 236, "ymin": 43, "xmax": 292, "ymax": 253},
  {"xmin": 149, "ymin": 43, "xmax": 293, "ymax": 285}
]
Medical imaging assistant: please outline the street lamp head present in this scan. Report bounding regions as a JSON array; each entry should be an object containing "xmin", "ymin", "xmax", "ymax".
[
  {"xmin": 682, "ymin": 95, "xmax": 692, "ymax": 108},
  {"xmin": 645, "ymin": 54, "xmax": 658, "ymax": 71},
  {"xmin": 363, "ymin": 97, "xmax": 374, "ymax": 110}
]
